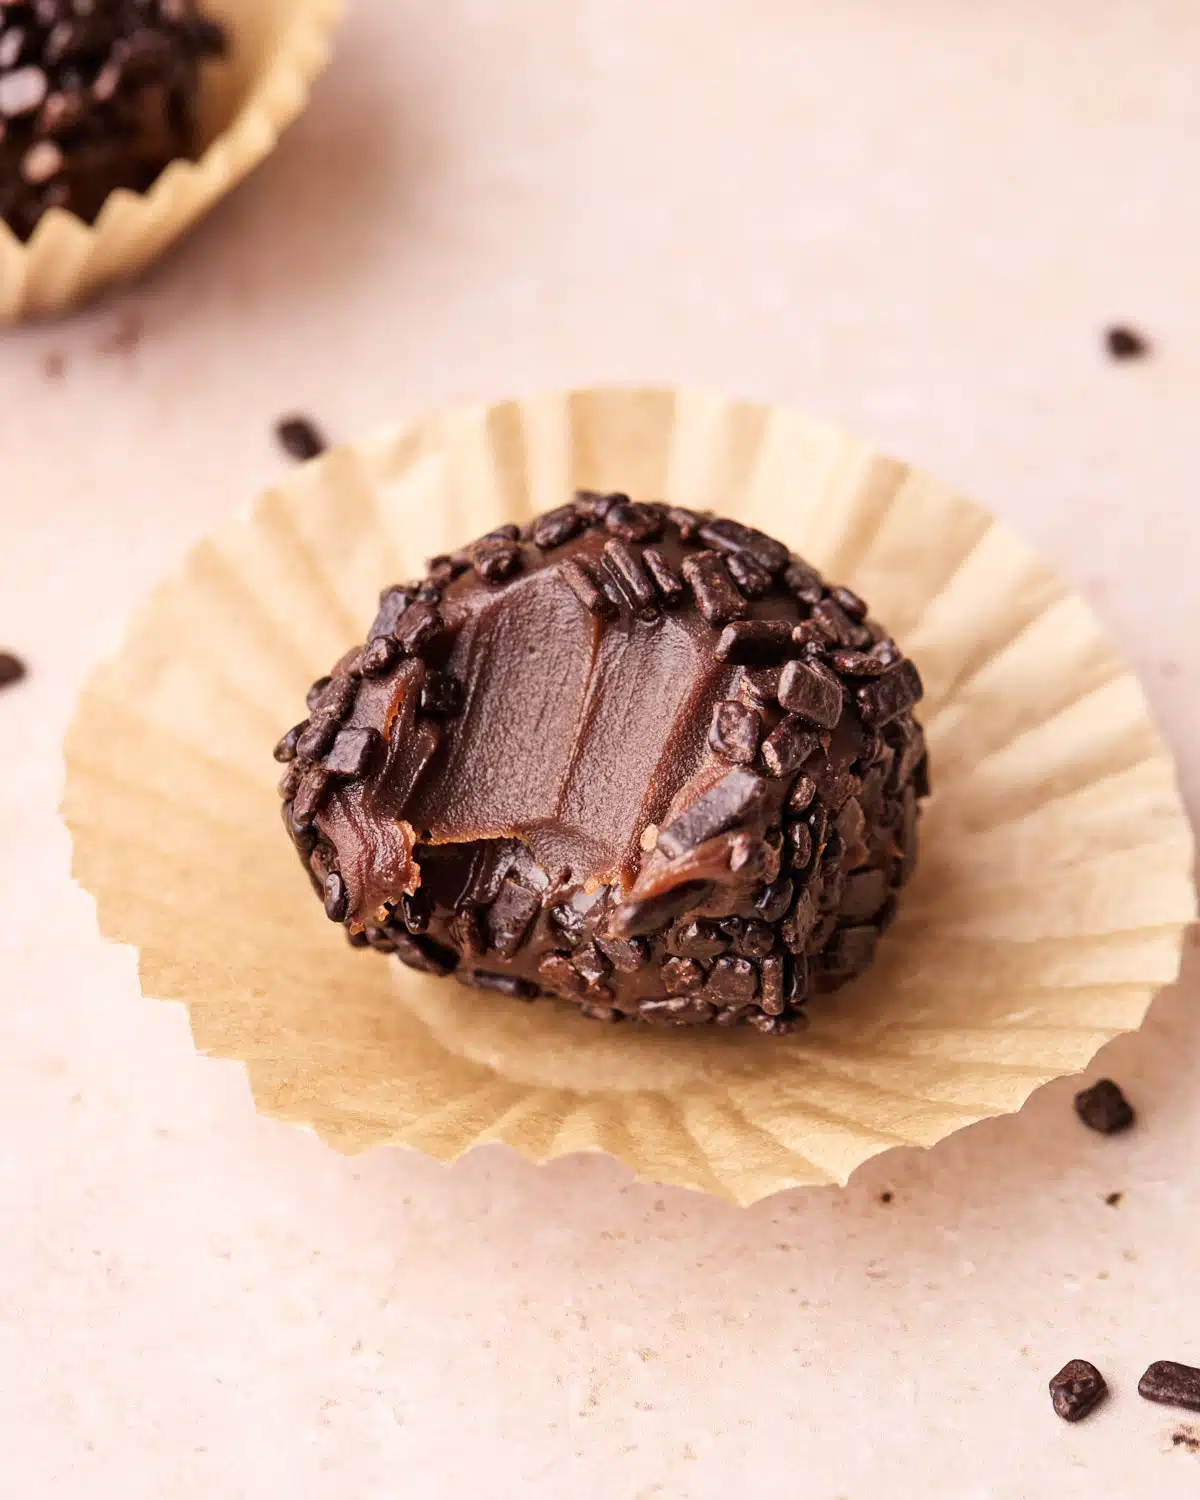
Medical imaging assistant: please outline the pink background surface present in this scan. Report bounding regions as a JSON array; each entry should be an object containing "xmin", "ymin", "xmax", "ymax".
[{"xmin": 2, "ymin": 2, "xmax": 1199, "ymax": 1495}]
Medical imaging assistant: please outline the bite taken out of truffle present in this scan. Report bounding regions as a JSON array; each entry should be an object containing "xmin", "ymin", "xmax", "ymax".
[{"xmin": 275, "ymin": 494, "xmax": 929, "ymax": 1034}]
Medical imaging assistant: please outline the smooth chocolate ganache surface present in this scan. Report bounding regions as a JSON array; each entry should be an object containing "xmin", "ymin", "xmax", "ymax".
[{"xmin": 275, "ymin": 494, "xmax": 929, "ymax": 1033}]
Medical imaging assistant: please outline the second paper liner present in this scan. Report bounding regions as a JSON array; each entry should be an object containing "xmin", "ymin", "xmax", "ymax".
[
  {"xmin": 63, "ymin": 388, "xmax": 1196, "ymax": 1204},
  {"xmin": 0, "ymin": 0, "xmax": 341, "ymax": 322}
]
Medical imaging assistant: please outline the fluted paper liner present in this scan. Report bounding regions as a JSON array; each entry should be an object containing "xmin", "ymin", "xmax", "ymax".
[
  {"xmin": 62, "ymin": 388, "xmax": 1196, "ymax": 1203},
  {"xmin": 0, "ymin": 0, "xmax": 341, "ymax": 322}
]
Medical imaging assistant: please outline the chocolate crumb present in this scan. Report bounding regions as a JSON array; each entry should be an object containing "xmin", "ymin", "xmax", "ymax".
[
  {"xmin": 879, "ymin": 1190, "xmax": 893, "ymax": 1205},
  {"xmin": 1074, "ymin": 1078, "xmax": 1135, "ymax": 1134},
  {"xmin": 275, "ymin": 415, "xmax": 327, "ymax": 463},
  {"xmin": 1140, "ymin": 1362, "xmax": 1200, "ymax": 1413},
  {"xmin": 1104, "ymin": 1191, "xmax": 1123, "ymax": 1207},
  {"xmin": 1049, "ymin": 1359, "xmax": 1108, "ymax": 1422},
  {"xmin": 1105, "ymin": 325, "xmax": 1149, "ymax": 361},
  {"xmin": 1172, "ymin": 1428, "xmax": 1200, "ymax": 1453},
  {"xmin": 0, "ymin": 651, "xmax": 27, "ymax": 690}
]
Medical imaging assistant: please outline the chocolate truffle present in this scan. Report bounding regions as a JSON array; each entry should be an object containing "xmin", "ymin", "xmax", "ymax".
[
  {"xmin": 276, "ymin": 495, "xmax": 929, "ymax": 1033},
  {"xmin": 0, "ymin": 0, "xmax": 226, "ymax": 242}
]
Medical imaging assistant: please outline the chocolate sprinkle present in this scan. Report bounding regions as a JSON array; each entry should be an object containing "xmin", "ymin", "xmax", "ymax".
[
  {"xmin": 760, "ymin": 717, "xmax": 818, "ymax": 779},
  {"xmin": 276, "ymin": 416, "xmax": 327, "ymax": 463},
  {"xmin": 855, "ymin": 660, "xmax": 923, "ymax": 728},
  {"xmin": 563, "ymin": 556, "xmax": 617, "ymax": 618},
  {"xmin": 485, "ymin": 878, "xmax": 541, "ymax": 959},
  {"xmin": 533, "ymin": 504, "xmax": 583, "ymax": 549},
  {"xmin": 0, "ymin": 651, "xmax": 26, "ymax": 690},
  {"xmin": 1049, "ymin": 1360, "xmax": 1108, "ymax": 1422},
  {"xmin": 1074, "ymin": 1078, "xmax": 1135, "ymax": 1134},
  {"xmin": 604, "ymin": 499, "xmax": 662, "ymax": 542},
  {"xmin": 777, "ymin": 658, "xmax": 843, "ymax": 730},
  {"xmin": 324, "ymin": 727, "xmax": 379, "ymax": 779},
  {"xmin": 273, "ymin": 723, "xmax": 302, "ymax": 763},
  {"xmin": 361, "ymin": 635, "xmax": 399, "ymax": 677},
  {"xmin": 393, "ymin": 601, "xmax": 442, "ymax": 656},
  {"xmin": 369, "ymin": 587, "xmax": 416, "ymax": 643},
  {"xmin": 681, "ymin": 551, "xmax": 749, "ymax": 626},
  {"xmin": 662, "ymin": 957, "xmax": 704, "ymax": 993},
  {"xmin": 1105, "ymin": 325, "xmax": 1149, "ymax": 361},
  {"xmin": 696, "ymin": 517, "xmax": 788, "ymax": 575},
  {"xmin": 641, "ymin": 546, "xmax": 685, "ymax": 604},
  {"xmin": 295, "ymin": 716, "xmax": 337, "ymax": 761},
  {"xmin": 1139, "ymin": 1362, "xmax": 1200, "ymax": 1414},
  {"xmin": 603, "ymin": 537, "xmax": 658, "ymax": 617},
  {"xmin": 715, "ymin": 620, "xmax": 795, "ymax": 666},
  {"xmin": 420, "ymin": 671, "xmax": 463, "ymax": 717}
]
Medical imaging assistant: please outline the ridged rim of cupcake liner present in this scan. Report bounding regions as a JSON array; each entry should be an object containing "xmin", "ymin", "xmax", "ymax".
[
  {"xmin": 62, "ymin": 388, "xmax": 1196, "ymax": 1202},
  {"xmin": 0, "ymin": 0, "xmax": 343, "ymax": 321}
]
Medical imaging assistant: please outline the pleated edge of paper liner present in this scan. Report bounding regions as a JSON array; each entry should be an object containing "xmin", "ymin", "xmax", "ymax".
[
  {"xmin": 60, "ymin": 387, "xmax": 1199, "ymax": 1203},
  {"xmin": 0, "ymin": 0, "xmax": 343, "ymax": 323}
]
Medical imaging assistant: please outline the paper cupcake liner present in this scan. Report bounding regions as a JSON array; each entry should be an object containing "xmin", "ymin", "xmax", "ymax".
[
  {"xmin": 0, "ymin": 0, "xmax": 342, "ymax": 323},
  {"xmin": 62, "ymin": 388, "xmax": 1196, "ymax": 1203}
]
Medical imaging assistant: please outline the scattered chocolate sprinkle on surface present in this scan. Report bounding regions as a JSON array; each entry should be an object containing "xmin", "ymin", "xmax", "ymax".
[
  {"xmin": 1105, "ymin": 325, "xmax": 1150, "ymax": 361},
  {"xmin": 1140, "ymin": 1362, "xmax": 1200, "ymax": 1413},
  {"xmin": 1104, "ymin": 1191, "xmax": 1123, "ymax": 1207},
  {"xmin": 1172, "ymin": 1428, "xmax": 1200, "ymax": 1453},
  {"xmin": 1074, "ymin": 1078, "xmax": 1135, "ymax": 1134},
  {"xmin": 276, "ymin": 415, "xmax": 328, "ymax": 463},
  {"xmin": 1049, "ymin": 1360, "xmax": 1108, "ymax": 1422},
  {"xmin": 0, "ymin": 651, "xmax": 27, "ymax": 690},
  {"xmin": 878, "ymin": 1190, "xmax": 893, "ymax": 1205},
  {"xmin": 275, "ymin": 492, "xmax": 928, "ymax": 1030}
]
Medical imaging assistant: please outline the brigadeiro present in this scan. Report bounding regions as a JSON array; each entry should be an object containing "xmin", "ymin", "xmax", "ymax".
[
  {"xmin": 0, "ymin": 0, "xmax": 226, "ymax": 242},
  {"xmin": 275, "ymin": 494, "xmax": 929, "ymax": 1034}
]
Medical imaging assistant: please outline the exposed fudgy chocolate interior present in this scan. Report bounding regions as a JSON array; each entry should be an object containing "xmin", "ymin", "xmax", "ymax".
[
  {"xmin": 0, "ymin": 0, "xmax": 226, "ymax": 242},
  {"xmin": 276, "ymin": 494, "xmax": 930, "ymax": 1034}
]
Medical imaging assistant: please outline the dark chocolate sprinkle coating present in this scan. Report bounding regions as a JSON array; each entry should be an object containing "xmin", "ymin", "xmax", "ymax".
[
  {"xmin": 276, "ymin": 492, "xmax": 928, "ymax": 1032},
  {"xmin": 0, "ymin": 0, "xmax": 227, "ymax": 242}
]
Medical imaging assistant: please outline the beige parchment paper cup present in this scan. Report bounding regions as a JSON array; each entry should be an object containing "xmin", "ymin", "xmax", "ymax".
[
  {"xmin": 62, "ymin": 388, "xmax": 1196, "ymax": 1203},
  {"xmin": 0, "ymin": 0, "xmax": 341, "ymax": 323}
]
